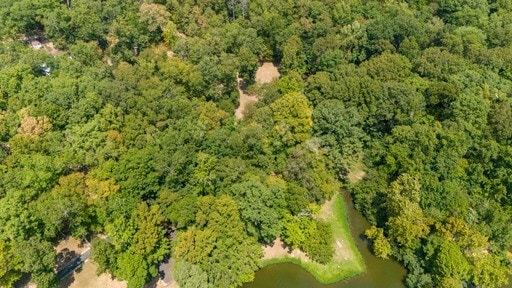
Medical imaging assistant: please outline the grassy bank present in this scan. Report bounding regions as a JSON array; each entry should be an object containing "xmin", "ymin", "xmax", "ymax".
[{"xmin": 260, "ymin": 192, "xmax": 365, "ymax": 284}]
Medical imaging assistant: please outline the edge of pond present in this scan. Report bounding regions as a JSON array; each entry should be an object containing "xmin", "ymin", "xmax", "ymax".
[{"xmin": 258, "ymin": 192, "xmax": 366, "ymax": 284}]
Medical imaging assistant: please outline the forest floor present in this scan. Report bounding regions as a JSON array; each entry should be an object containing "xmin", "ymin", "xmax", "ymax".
[
  {"xmin": 235, "ymin": 62, "xmax": 280, "ymax": 119},
  {"xmin": 261, "ymin": 193, "xmax": 365, "ymax": 284}
]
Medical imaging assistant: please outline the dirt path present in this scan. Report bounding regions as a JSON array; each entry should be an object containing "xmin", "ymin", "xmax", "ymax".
[{"xmin": 235, "ymin": 75, "xmax": 258, "ymax": 119}]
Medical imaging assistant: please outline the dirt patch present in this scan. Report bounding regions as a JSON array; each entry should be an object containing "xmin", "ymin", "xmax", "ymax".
[
  {"xmin": 262, "ymin": 238, "xmax": 309, "ymax": 262},
  {"xmin": 319, "ymin": 197, "xmax": 335, "ymax": 220},
  {"xmin": 148, "ymin": 278, "xmax": 179, "ymax": 288},
  {"xmin": 60, "ymin": 261, "xmax": 126, "ymax": 288},
  {"xmin": 255, "ymin": 62, "xmax": 280, "ymax": 84},
  {"xmin": 59, "ymin": 258, "xmax": 177, "ymax": 288},
  {"xmin": 43, "ymin": 41, "xmax": 63, "ymax": 56},
  {"xmin": 55, "ymin": 237, "xmax": 90, "ymax": 271},
  {"xmin": 27, "ymin": 35, "xmax": 64, "ymax": 56},
  {"xmin": 56, "ymin": 236, "xmax": 175, "ymax": 288},
  {"xmin": 55, "ymin": 237, "xmax": 89, "ymax": 255},
  {"xmin": 175, "ymin": 31, "xmax": 187, "ymax": 39},
  {"xmin": 347, "ymin": 169, "xmax": 366, "ymax": 184}
]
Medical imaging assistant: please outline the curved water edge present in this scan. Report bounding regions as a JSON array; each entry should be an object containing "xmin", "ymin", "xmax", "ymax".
[{"xmin": 243, "ymin": 190, "xmax": 407, "ymax": 288}]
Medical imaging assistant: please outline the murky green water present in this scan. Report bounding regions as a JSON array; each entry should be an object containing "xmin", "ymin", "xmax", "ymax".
[{"xmin": 244, "ymin": 191, "xmax": 407, "ymax": 288}]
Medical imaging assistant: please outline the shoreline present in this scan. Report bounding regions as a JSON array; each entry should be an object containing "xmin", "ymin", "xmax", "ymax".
[{"xmin": 258, "ymin": 192, "xmax": 365, "ymax": 284}]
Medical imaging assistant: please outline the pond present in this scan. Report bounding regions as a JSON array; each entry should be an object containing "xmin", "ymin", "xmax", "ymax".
[{"xmin": 243, "ymin": 191, "xmax": 407, "ymax": 288}]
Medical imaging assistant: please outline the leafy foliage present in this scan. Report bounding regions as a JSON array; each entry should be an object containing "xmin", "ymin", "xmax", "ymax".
[{"xmin": 0, "ymin": 0, "xmax": 511, "ymax": 287}]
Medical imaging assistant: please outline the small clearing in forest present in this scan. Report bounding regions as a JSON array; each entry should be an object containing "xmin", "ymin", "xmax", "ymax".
[
  {"xmin": 28, "ymin": 37, "xmax": 63, "ymax": 56},
  {"xmin": 59, "ymin": 258, "xmax": 176, "ymax": 288},
  {"xmin": 43, "ymin": 41, "xmax": 62, "ymax": 56},
  {"xmin": 255, "ymin": 62, "xmax": 280, "ymax": 84},
  {"xmin": 235, "ymin": 62, "xmax": 280, "ymax": 119},
  {"xmin": 347, "ymin": 161, "xmax": 366, "ymax": 184}
]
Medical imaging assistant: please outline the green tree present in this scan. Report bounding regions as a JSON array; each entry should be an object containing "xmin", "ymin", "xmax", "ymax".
[
  {"xmin": 282, "ymin": 213, "xmax": 307, "ymax": 249},
  {"xmin": 283, "ymin": 145, "xmax": 339, "ymax": 203},
  {"xmin": 91, "ymin": 238, "xmax": 116, "ymax": 276},
  {"xmin": 173, "ymin": 260, "xmax": 212, "ymax": 288},
  {"xmin": 313, "ymin": 99, "xmax": 365, "ymax": 173},
  {"xmin": 0, "ymin": 240, "xmax": 22, "ymax": 287},
  {"xmin": 432, "ymin": 240, "xmax": 469, "ymax": 286},
  {"xmin": 471, "ymin": 254, "xmax": 510, "ymax": 288},
  {"xmin": 385, "ymin": 174, "xmax": 430, "ymax": 248},
  {"xmin": 112, "ymin": 147, "xmax": 163, "ymax": 199},
  {"xmin": 282, "ymin": 213, "xmax": 334, "ymax": 263},
  {"xmin": 270, "ymin": 92, "xmax": 312, "ymax": 149},
  {"xmin": 281, "ymin": 35, "xmax": 307, "ymax": 74},
  {"xmin": 229, "ymin": 179, "xmax": 285, "ymax": 242},
  {"xmin": 489, "ymin": 99, "xmax": 512, "ymax": 144},
  {"xmin": 173, "ymin": 195, "xmax": 261, "ymax": 288},
  {"xmin": 15, "ymin": 237, "xmax": 57, "ymax": 288},
  {"xmin": 365, "ymin": 226, "xmax": 391, "ymax": 259},
  {"xmin": 116, "ymin": 251, "xmax": 152, "ymax": 288},
  {"xmin": 35, "ymin": 173, "xmax": 91, "ymax": 239}
]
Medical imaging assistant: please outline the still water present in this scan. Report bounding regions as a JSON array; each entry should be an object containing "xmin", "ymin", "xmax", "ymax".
[{"xmin": 244, "ymin": 191, "xmax": 407, "ymax": 288}]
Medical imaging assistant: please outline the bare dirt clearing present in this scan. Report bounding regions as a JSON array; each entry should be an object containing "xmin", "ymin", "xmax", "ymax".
[
  {"xmin": 235, "ymin": 62, "xmax": 280, "ymax": 119},
  {"xmin": 262, "ymin": 238, "xmax": 310, "ymax": 262},
  {"xmin": 255, "ymin": 62, "xmax": 280, "ymax": 84},
  {"xmin": 43, "ymin": 41, "xmax": 63, "ymax": 56},
  {"xmin": 60, "ymin": 261, "xmax": 176, "ymax": 288},
  {"xmin": 347, "ymin": 170, "xmax": 366, "ymax": 184}
]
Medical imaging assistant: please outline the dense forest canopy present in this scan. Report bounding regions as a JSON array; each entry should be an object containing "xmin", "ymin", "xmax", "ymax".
[{"xmin": 0, "ymin": 0, "xmax": 511, "ymax": 288}]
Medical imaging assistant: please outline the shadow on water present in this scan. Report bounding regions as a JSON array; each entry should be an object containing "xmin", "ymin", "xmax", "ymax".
[{"xmin": 244, "ymin": 191, "xmax": 406, "ymax": 288}]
